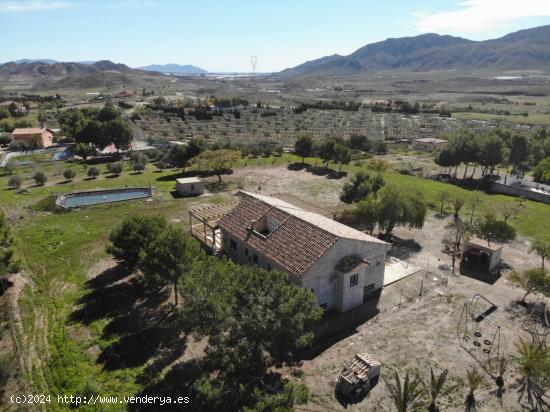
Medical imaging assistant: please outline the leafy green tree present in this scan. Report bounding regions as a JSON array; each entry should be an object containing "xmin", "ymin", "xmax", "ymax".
[
  {"xmin": 76, "ymin": 120, "xmax": 109, "ymax": 149},
  {"xmin": 384, "ymin": 371, "xmax": 425, "ymax": 412},
  {"xmin": 509, "ymin": 268, "xmax": 550, "ymax": 303},
  {"xmin": 63, "ymin": 169, "xmax": 76, "ymax": 181},
  {"xmin": 376, "ymin": 186, "xmax": 427, "ymax": 237},
  {"xmin": 133, "ymin": 162, "xmax": 145, "ymax": 173},
  {"xmin": 106, "ymin": 162, "xmax": 123, "ymax": 176},
  {"xmin": 155, "ymin": 160, "xmax": 167, "ymax": 171},
  {"xmin": 86, "ymin": 167, "xmax": 100, "ymax": 179},
  {"xmin": 195, "ymin": 149, "xmax": 240, "ymax": 182},
  {"xmin": 169, "ymin": 145, "xmax": 190, "ymax": 172},
  {"xmin": 181, "ymin": 258, "xmax": 322, "ymax": 409},
  {"xmin": 7, "ymin": 174, "xmax": 21, "ymax": 189},
  {"xmin": 529, "ymin": 238, "xmax": 550, "ymax": 269},
  {"xmin": 349, "ymin": 134, "xmax": 370, "ymax": 151},
  {"xmin": 96, "ymin": 102, "xmax": 119, "ymax": 122},
  {"xmin": 318, "ymin": 137, "xmax": 339, "ymax": 168},
  {"xmin": 107, "ymin": 215, "xmax": 169, "ymax": 269},
  {"xmin": 477, "ymin": 214, "xmax": 516, "ymax": 246},
  {"xmin": 435, "ymin": 147, "xmax": 460, "ymax": 175},
  {"xmin": 74, "ymin": 142, "xmax": 94, "ymax": 159},
  {"xmin": 508, "ymin": 134, "xmax": 530, "ymax": 177},
  {"xmin": 334, "ymin": 143, "xmax": 351, "ymax": 173},
  {"xmin": 141, "ymin": 227, "xmax": 201, "ymax": 305},
  {"xmin": 354, "ymin": 194, "xmax": 380, "ymax": 235},
  {"xmin": 33, "ymin": 171, "xmax": 47, "ymax": 186},
  {"xmin": 294, "ymin": 134, "xmax": 313, "ymax": 164},
  {"xmin": 477, "ymin": 133, "xmax": 503, "ymax": 176},
  {"xmin": 3, "ymin": 158, "xmax": 17, "ymax": 174},
  {"xmin": 104, "ymin": 118, "xmax": 133, "ymax": 152},
  {"xmin": 533, "ymin": 157, "xmax": 550, "ymax": 184}
]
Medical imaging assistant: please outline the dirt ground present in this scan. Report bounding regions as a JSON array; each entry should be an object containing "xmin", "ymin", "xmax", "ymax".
[{"xmin": 219, "ymin": 166, "xmax": 544, "ymax": 411}]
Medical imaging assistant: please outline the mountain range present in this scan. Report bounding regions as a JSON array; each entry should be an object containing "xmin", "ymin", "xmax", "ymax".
[{"xmin": 280, "ymin": 25, "xmax": 550, "ymax": 77}]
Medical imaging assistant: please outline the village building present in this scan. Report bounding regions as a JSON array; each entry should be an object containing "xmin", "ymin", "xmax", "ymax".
[
  {"xmin": 11, "ymin": 127, "xmax": 53, "ymax": 148},
  {"xmin": 212, "ymin": 191, "xmax": 390, "ymax": 312},
  {"xmin": 412, "ymin": 137, "xmax": 448, "ymax": 151},
  {"xmin": 176, "ymin": 177, "xmax": 205, "ymax": 196},
  {"xmin": 461, "ymin": 238, "xmax": 503, "ymax": 274}
]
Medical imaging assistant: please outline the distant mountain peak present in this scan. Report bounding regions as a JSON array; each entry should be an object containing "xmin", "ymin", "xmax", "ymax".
[{"xmin": 280, "ymin": 25, "xmax": 550, "ymax": 77}]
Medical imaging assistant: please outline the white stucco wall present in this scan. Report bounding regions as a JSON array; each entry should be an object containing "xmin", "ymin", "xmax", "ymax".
[
  {"xmin": 221, "ymin": 229, "xmax": 389, "ymax": 313},
  {"xmin": 302, "ymin": 238, "xmax": 388, "ymax": 312},
  {"xmin": 176, "ymin": 181, "xmax": 205, "ymax": 196}
]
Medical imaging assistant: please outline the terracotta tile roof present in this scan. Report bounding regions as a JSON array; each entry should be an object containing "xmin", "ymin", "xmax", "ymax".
[
  {"xmin": 219, "ymin": 191, "xmax": 386, "ymax": 277},
  {"xmin": 335, "ymin": 255, "xmax": 370, "ymax": 273},
  {"xmin": 11, "ymin": 128, "xmax": 45, "ymax": 135}
]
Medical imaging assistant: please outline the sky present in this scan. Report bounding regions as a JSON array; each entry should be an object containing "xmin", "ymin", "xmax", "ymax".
[{"xmin": 1, "ymin": 0, "xmax": 550, "ymax": 72}]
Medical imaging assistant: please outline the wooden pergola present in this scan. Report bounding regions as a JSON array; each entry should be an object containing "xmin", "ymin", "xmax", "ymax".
[{"xmin": 188, "ymin": 200, "xmax": 239, "ymax": 252}]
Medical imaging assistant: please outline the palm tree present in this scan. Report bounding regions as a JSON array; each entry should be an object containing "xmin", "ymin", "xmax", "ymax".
[
  {"xmin": 425, "ymin": 368, "xmax": 450, "ymax": 412},
  {"xmin": 464, "ymin": 367, "xmax": 483, "ymax": 412},
  {"xmin": 529, "ymin": 238, "xmax": 550, "ymax": 270},
  {"xmin": 515, "ymin": 339, "xmax": 549, "ymax": 410},
  {"xmin": 384, "ymin": 371, "xmax": 425, "ymax": 412}
]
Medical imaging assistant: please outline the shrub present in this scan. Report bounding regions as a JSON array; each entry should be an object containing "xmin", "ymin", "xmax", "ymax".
[
  {"xmin": 155, "ymin": 160, "xmax": 167, "ymax": 171},
  {"xmin": 8, "ymin": 140, "xmax": 27, "ymax": 151},
  {"xmin": 3, "ymin": 158, "xmax": 17, "ymax": 174},
  {"xmin": 33, "ymin": 171, "xmax": 47, "ymax": 186},
  {"xmin": 7, "ymin": 174, "xmax": 22, "ymax": 188},
  {"xmin": 533, "ymin": 157, "xmax": 550, "ymax": 185},
  {"xmin": 107, "ymin": 162, "xmax": 123, "ymax": 176},
  {"xmin": 133, "ymin": 163, "xmax": 146, "ymax": 173},
  {"xmin": 87, "ymin": 166, "xmax": 100, "ymax": 179},
  {"xmin": 63, "ymin": 169, "xmax": 76, "ymax": 181}
]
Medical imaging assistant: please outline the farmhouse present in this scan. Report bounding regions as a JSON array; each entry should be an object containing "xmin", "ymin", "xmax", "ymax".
[
  {"xmin": 176, "ymin": 177, "xmax": 205, "ymax": 196},
  {"xmin": 412, "ymin": 137, "xmax": 448, "ymax": 151},
  {"xmin": 217, "ymin": 191, "xmax": 390, "ymax": 312},
  {"xmin": 11, "ymin": 127, "xmax": 53, "ymax": 148}
]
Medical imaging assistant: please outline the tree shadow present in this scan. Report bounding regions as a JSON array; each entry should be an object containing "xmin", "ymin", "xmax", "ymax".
[
  {"xmin": 388, "ymin": 236, "xmax": 423, "ymax": 260},
  {"xmin": 0, "ymin": 277, "xmax": 14, "ymax": 297},
  {"xmin": 287, "ymin": 162, "xmax": 310, "ymax": 171},
  {"xmin": 70, "ymin": 264, "xmax": 186, "ymax": 372},
  {"xmin": 130, "ymin": 359, "xmax": 205, "ymax": 411}
]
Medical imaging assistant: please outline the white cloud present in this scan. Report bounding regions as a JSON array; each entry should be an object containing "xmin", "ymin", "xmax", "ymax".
[
  {"xmin": 0, "ymin": 0, "xmax": 68, "ymax": 12},
  {"xmin": 414, "ymin": 0, "xmax": 550, "ymax": 35}
]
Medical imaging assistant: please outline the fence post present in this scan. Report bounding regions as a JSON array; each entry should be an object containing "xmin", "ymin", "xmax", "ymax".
[
  {"xmin": 419, "ymin": 279, "xmax": 424, "ymax": 301},
  {"xmin": 398, "ymin": 289, "xmax": 403, "ymax": 312}
]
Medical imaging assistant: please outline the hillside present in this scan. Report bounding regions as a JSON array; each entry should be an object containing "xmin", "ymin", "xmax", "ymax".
[
  {"xmin": 0, "ymin": 60, "xmax": 167, "ymax": 89},
  {"xmin": 280, "ymin": 25, "xmax": 550, "ymax": 77},
  {"xmin": 139, "ymin": 63, "xmax": 207, "ymax": 74}
]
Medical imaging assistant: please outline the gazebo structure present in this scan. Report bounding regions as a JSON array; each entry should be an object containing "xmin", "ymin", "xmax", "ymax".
[
  {"xmin": 461, "ymin": 238, "xmax": 503, "ymax": 274},
  {"xmin": 188, "ymin": 200, "xmax": 238, "ymax": 253}
]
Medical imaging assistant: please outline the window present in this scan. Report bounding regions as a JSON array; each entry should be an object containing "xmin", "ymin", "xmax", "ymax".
[
  {"xmin": 253, "ymin": 254, "xmax": 258, "ymax": 263},
  {"xmin": 230, "ymin": 239, "xmax": 237, "ymax": 251},
  {"xmin": 191, "ymin": 184, "xmax": 194, "ymax": 190},
  {"xmin": 350, "ymin": 273, "xmax": 359, "ymax": 287},
  {"xmin": 267, "ymin": 263, "xmax": 271, "ymax": 271},
  {"xmin": 245, "ymin": 248, "xmax": 249, "ymax": 256}
]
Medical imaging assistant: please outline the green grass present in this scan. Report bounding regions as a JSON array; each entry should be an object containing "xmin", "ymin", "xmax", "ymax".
[{"xmin": 453, "ymin": 111, "xmax": 550, "ymax": 125}]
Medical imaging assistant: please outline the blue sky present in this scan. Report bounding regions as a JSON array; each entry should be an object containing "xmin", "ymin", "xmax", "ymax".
[{"xmin": 1, "ymin": 0, "xmax": 550, "ymax": 72}]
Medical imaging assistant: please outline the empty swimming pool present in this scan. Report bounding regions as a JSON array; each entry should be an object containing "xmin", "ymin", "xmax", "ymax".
[{"xmin": 56, "ymin": 187, "xmax": 152, "ymax": 208}]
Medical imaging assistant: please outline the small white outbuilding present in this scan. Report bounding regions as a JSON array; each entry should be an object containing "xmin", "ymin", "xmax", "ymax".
[{"xmin": 176, "ymin": 177, "xmax": 205, "ymax": 196}]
